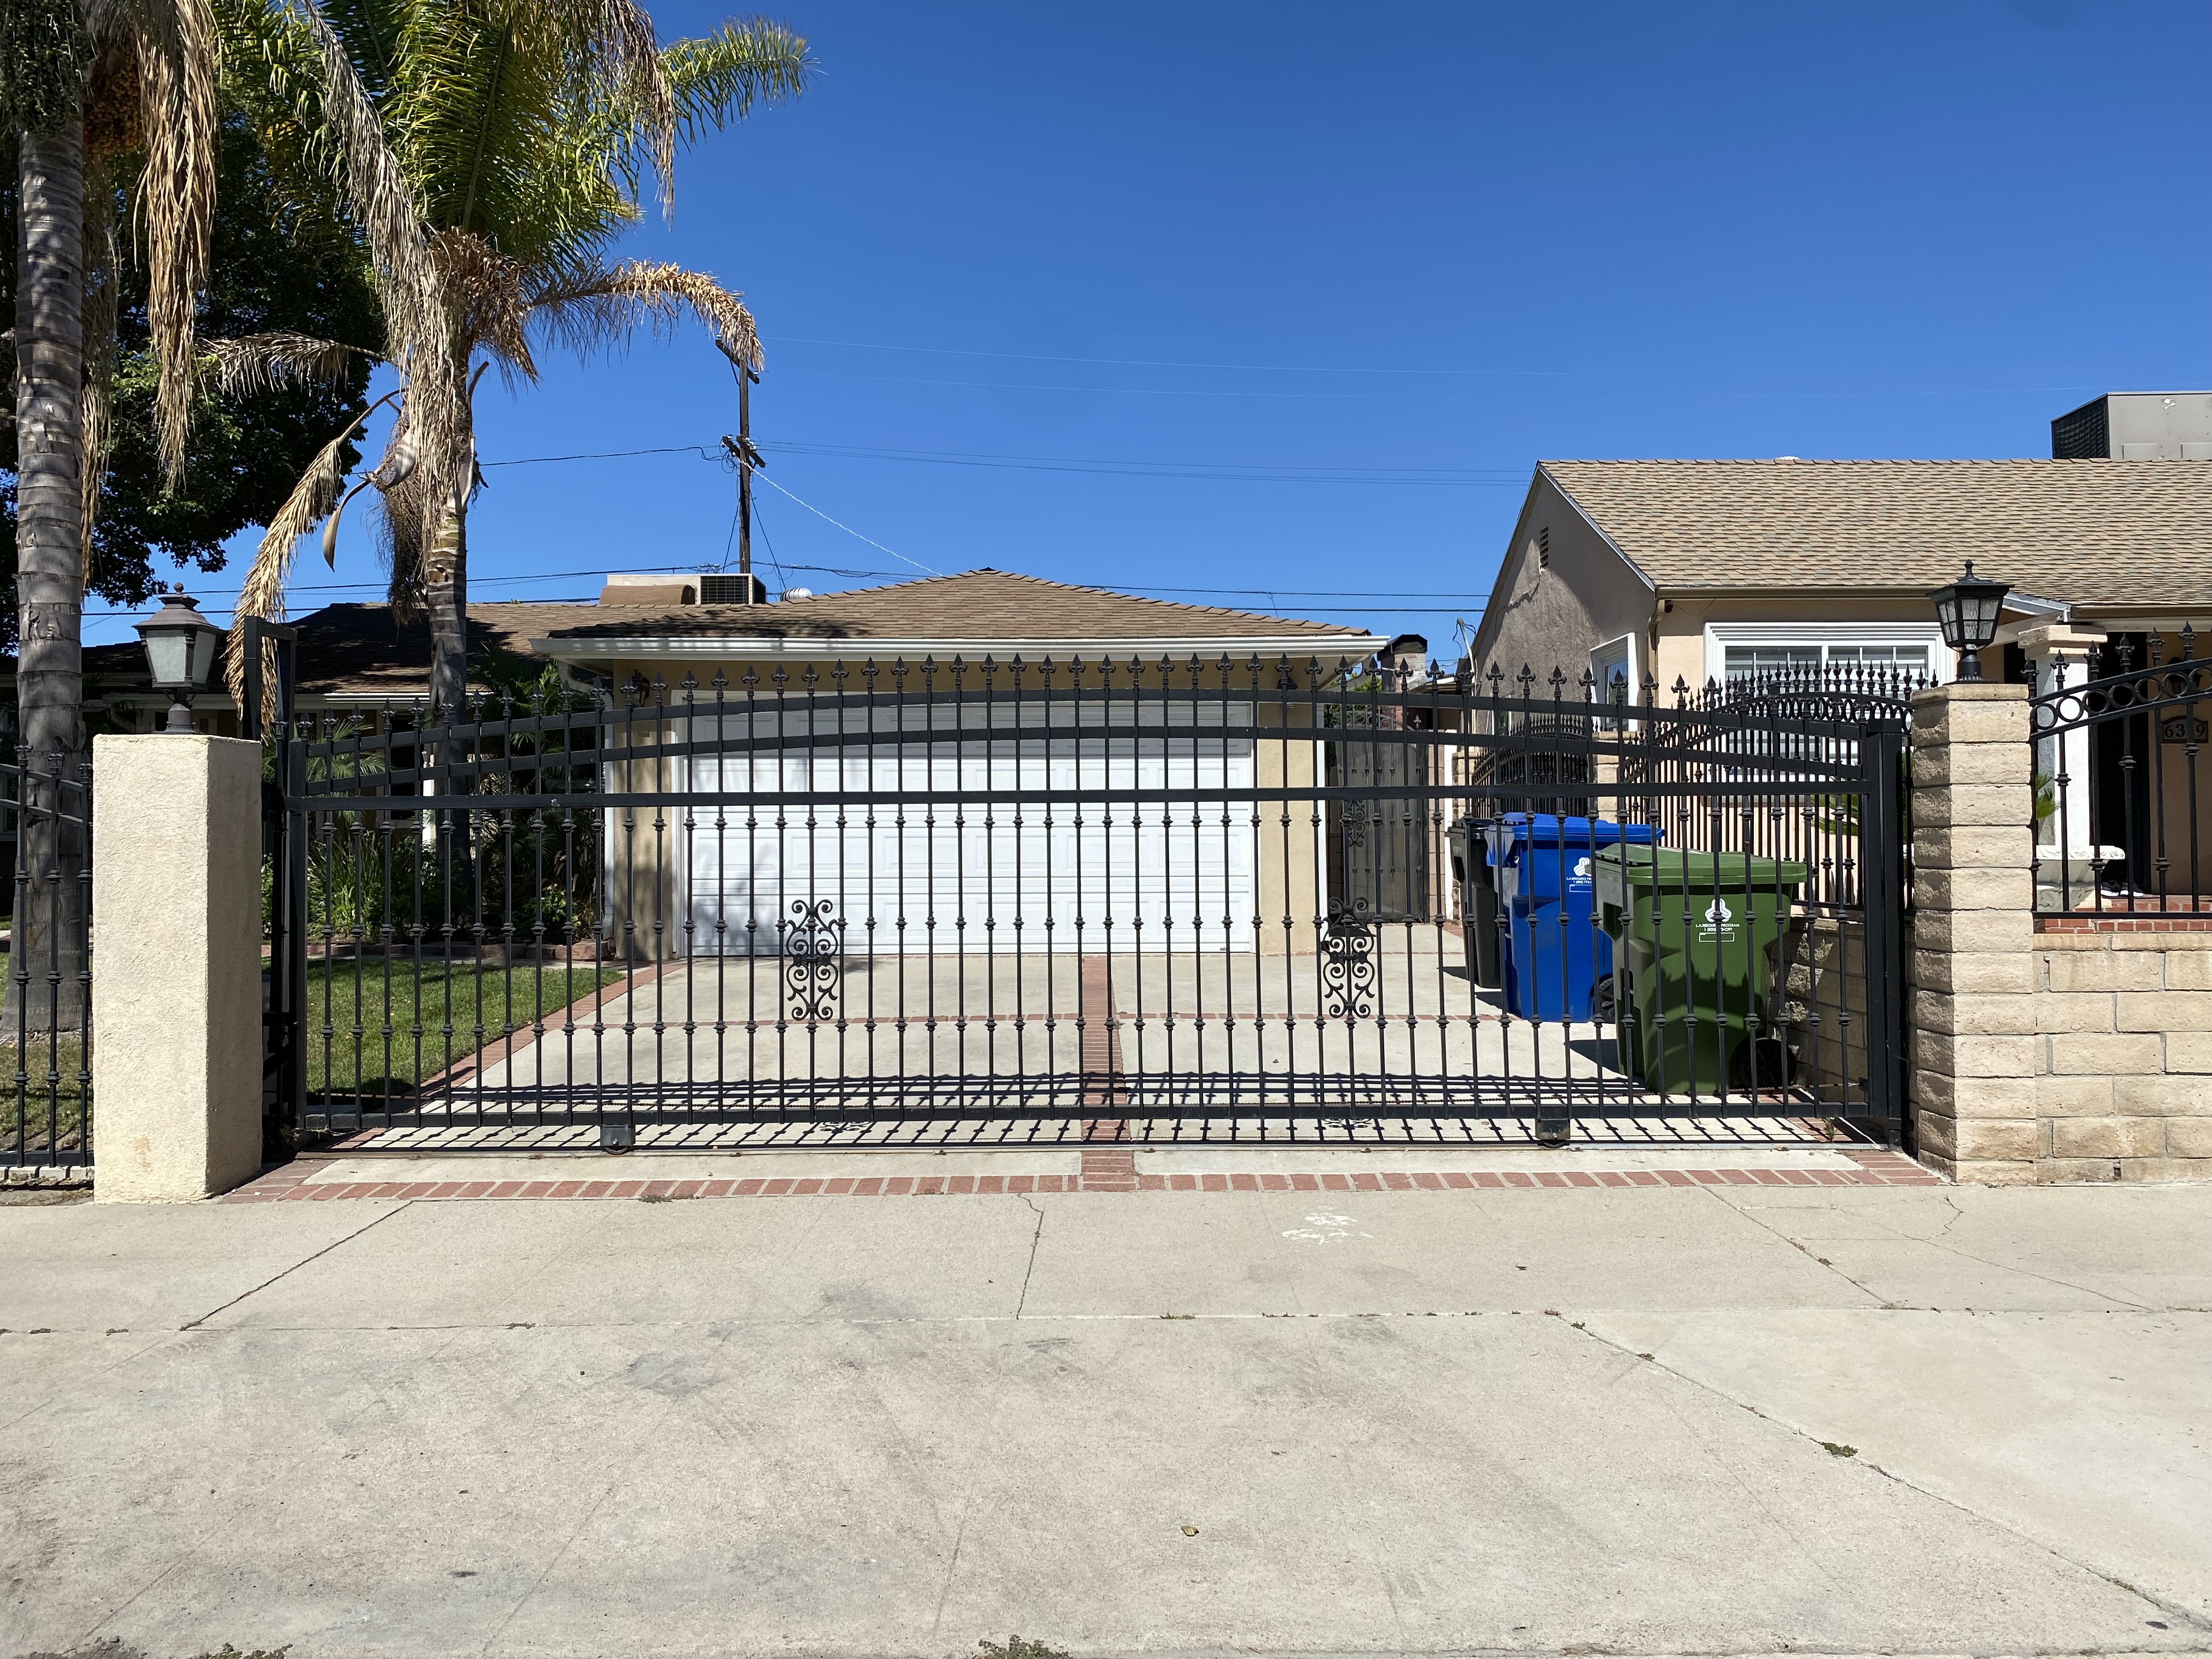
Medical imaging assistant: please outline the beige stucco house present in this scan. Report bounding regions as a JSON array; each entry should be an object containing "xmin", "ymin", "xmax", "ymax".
[
  {"xmin": 1467, "ymin": 458, "xmax": 2212, "ymax": 699},
  {"xmin": 1464, "ymin": 457, "xmax": 2212, "ymax": 898},
  {"xmin": 522, "ymin": 570, "xmax": 1386, "ymax": 961},
  {"xmin": 60, "ymin": 572, "xmax": 1389, "ymax": 958}
]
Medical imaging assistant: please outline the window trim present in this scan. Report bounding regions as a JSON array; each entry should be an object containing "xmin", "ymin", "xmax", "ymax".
[
  {"xmin": 1702, "ymin": 620, "xmax": 1948, "ymax": 686},
  {"xmin": 1589, "ymin": 631, "xmax": 1638, "ymax": 726}
]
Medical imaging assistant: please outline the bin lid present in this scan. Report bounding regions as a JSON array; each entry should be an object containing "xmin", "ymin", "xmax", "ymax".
[
  {"xmin": 1593, "ymin": 845, "xmax": 1809, "ymax": 890},
  {"xmin": 1485, "ymin": 813, "xmax": 1662, "ymax": 859}
]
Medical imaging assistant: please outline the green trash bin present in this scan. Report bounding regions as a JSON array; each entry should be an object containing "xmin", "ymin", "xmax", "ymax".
[{"xmin": 1594, "ymin": 847, "xmax": 1808, "ymax": 1095}]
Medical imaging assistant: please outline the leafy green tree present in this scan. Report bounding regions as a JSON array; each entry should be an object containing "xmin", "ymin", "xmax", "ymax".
[{"xmin": 218, "ymin": 0, "xmax": 811, "ymax": 715}]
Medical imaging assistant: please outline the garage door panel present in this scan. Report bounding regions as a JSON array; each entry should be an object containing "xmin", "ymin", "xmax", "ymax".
[{"xmin": 681, "ymin": 707, "xmax": 1258, "ymax": 954}]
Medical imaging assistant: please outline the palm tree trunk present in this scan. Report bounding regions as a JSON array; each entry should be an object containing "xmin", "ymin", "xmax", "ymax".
[
  {"xmin": 426, "ymin": 504, "xmax": 468, "ymax": 720},
  {"xmin": 425, "ymin": 500, "xmax": 475, "ymax": 935},
  {"xmin": 8, "ymin": 119, "xmax": 89, "ymax": 1038}
]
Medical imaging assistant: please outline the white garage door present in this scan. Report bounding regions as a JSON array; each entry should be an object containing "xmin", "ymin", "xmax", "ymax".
[{"xmin": 678, "ymin": 700, "xmax": 1259, "ymax": 954}]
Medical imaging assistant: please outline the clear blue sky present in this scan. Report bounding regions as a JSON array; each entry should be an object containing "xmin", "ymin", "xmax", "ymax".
[{"xmin": 92, "ymin": 0, "xmax": 2212, "ymax": 652}]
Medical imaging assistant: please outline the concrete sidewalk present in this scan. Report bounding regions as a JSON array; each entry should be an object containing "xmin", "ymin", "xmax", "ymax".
[{"xmin": 3, "ymin": 1170, "xmax": 2210, "ymax": 1658}]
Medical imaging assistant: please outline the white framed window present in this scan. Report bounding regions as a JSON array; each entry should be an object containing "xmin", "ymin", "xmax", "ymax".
[
  {"xmin": 1703, "ymin": 622, "xmax": 1946, "ymax": 686},
  {"xmin": 1589, "ymin": 633, "xmax": 1637, "ymax": 727}
]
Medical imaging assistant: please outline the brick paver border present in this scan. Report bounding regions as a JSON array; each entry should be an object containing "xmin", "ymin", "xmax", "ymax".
[{"xmin": 219, "ymin": 1144, "xmax": 1937, "ymax": 1203}]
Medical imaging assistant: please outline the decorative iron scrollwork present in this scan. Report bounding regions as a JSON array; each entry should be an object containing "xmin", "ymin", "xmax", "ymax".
[
  {"xmin": 1321, "ymin": 900, "xmax": 1375, "ymax": 1020},
  {"xmin": 1340, "ymin": 798, "xmax": 1371, "ymax": 849},
  {"xmin": 785, "ymin": 899, "xmax": 844, "ymax": 1020}
]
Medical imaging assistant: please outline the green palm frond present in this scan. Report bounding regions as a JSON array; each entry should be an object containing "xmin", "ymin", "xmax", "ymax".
[
  {"xmin": 662, "ymin": 18, "xmax": 811, "ymax": 144},
  {"xmin": 228, "ymin": 0, "xmax": 809, "ymax": 676}
]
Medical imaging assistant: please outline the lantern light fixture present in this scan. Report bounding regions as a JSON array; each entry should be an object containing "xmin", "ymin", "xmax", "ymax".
[
  {"xmin": 133, "ymin": 586, "xmax": 227, "ymax": 732},
  {"xmin": 1927, "ymin": 560, "xmax": 2011, "ymax": 682}
]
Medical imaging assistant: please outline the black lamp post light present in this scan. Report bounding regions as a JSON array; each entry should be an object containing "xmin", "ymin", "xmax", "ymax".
[
  {"xmin": 1928, "ymin": 560, "xmax": 2011, "ymax": 682},
  {"xmin": 133, "ymin": 585, "xmax": 227, "ymax": 732}
]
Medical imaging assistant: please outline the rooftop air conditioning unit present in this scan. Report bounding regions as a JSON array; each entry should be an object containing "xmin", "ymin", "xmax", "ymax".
[{"xmin": 698, "ymin": 573, "xmax": 768, "ymax": 604}]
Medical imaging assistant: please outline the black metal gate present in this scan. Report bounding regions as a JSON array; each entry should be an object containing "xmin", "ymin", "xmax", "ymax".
[
  {"xmin": 2, "ymin": 748, "xmax": 92, "ymax": 1171},
  {"xmin": 2030, "ymin": 629, "xmax": 2210, "ymax": 918},
  {"xmin": 262, "ymin": 653, "xmax": 1908, "ymax": 1151}
]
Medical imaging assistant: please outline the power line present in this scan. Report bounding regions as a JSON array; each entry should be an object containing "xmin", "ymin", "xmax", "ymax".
[
  {"xmin": 799, "ymin": 369, "xmax": 1504, "ymax": 403},
  {"xmin": 757, "ymin": 439, "xmax": 1523, "ymax": 486},
  {"xmin": 765, "ymin": 336, "xmax": 2109, "ymax": 399},
  {"xmin": 766, "ymin": 334, "xmax": 1582, "ymax": 377},
  {"xmin": 753, "ymin": 473, "xmax": 941, "ymax": 577},
  {"xmin": 474, "ymin": 437, "xmax": 1525, "ymax": 486},
  {"xmin": 754, "ymin": 499, "xmax": 789, "ymax": 592},
  {"xmin": 481, "ymin": 445, "xmax": 716, "ymax": 467}
]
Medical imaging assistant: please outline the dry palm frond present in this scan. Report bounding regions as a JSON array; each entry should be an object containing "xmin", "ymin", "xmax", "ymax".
[
  {"xmin": 376, "ymin": 451, "xmax": 432, "ymax": 625},
  {"xmin": 224, "ymin": 386, "xmax": 399, "ymax": 705},
  {"xmin": 122, "ymin": 0, "xmax": 219, "ymax": 487},
  {"xmin": 524, "ymin": 258, "xmax": 759, "ymax": 371},
  {"xmin": 432, "ymin": 229, "xmax": 535, "ymax": 382},
  {"xmin": 206, "ymin": 331, "xmax": 376, "ymax": 397},
  {"xmin": 273, "ymin": 0, "xmax": 468, "ymax": 545}
]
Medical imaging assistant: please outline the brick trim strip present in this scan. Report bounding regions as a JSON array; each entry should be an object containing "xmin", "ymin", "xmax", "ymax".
[
  {"xmin": 219, "ymin": 1153, "xmax": 1938, "ymax": 1203},
  {"xmin": 1078, "ymin": 956, "xmax": 1130, "ymax": 1178},
  {"xmin": 2036, "ymin": 915, "xmax": 2212, "ymax": 934},
  {"xmin": 413, "ymin": 962, "xmax": 667, "ymax": 1097}
]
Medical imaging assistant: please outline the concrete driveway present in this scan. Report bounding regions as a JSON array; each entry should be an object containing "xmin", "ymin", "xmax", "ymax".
[
  {"xmin": 3, "ymin": 1169, "xmax": 2209, "ymax": 1658},
  {"xmin": 447, "ymin": 946, "xmax": 1665, "ymax": 1136}
]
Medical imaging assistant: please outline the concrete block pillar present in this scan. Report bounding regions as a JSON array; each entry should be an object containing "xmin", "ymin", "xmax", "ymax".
[
  {"xmin": 92, "ymin": 735, "xmax": 266, "ymax": 1201},
  {"xmin": 1908, "ymin": 682, "xmax": 2038, "ymax": 1182}
]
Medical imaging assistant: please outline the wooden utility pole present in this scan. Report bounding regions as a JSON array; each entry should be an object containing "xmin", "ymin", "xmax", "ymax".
[
  {"xmin": 737, "ymin": 365, "xmax": 756, "ymax": 583},
  {"xmin": 718, "ymin": 346, "xmax": 765, "ymax": 603}
]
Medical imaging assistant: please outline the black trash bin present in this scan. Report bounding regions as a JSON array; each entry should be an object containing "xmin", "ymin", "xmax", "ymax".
[{"xmin": 1446, "ymin": 816, "xmax": 1500, "ymax": 988}]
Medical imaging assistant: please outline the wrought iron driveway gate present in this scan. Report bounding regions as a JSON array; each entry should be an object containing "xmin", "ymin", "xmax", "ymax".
[
  {"xmin": 266, "ymin": 656, "xmax": 1908, "ymax": 1150},
  {"xmin": 3, "ymin": 750, "xmax": 92, "ymax": 1171}
]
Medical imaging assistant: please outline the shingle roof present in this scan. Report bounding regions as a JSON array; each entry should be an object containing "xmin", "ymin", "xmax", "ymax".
[
  {"xmin": 1541, "ymin": 459, "xmax": 2212, "ymax": 609},
  {"xmin": 65, "ymin": 574, "xmax": 1376, "ymax": 704},
  {"xmin": 540, "ymin": 569, "xmax": 1375, "ymax": 646},
  {"xmin": 78, "ymin": 601, "xmax": 600, "ymax": 698}
]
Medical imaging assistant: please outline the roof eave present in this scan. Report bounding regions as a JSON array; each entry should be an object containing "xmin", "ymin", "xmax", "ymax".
[{"xmin": 528, "ymin": 632, "xmax": 1390, "ymax": 663}]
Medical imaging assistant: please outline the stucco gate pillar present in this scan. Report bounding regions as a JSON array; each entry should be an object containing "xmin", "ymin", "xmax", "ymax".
[
  {"xmin": 91, "ymin": 735, "xmax": 266, "ymax": 1201},
  {"xmin": 1907, "ymin": 681, "xmax": 2038, "ymax": 1182},
  {"xmin": 2017, "ymin": 621, "xmax": 2111, "ymax": 908}
]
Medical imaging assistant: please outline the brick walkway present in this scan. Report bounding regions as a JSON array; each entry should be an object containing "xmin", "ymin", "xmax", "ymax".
[{"xmin": 220, "ymin": 1144, "xmax": 1937, "ymax": 1202}]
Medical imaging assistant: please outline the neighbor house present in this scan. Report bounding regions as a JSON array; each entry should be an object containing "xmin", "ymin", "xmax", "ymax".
[
  {"xmin": 1465, "ymin": 454, "xmax": 2212, "ymax": 699},
  {"xmin": 1462, "ymin": 407, "xmax": 2212, "ymax": 902}
]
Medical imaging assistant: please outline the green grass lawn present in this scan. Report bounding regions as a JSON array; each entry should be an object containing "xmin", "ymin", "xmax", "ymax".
[
  {"xmin": 0, "ymin": 948, "xmax": 91, "ymax": 1156},
  {"xmin": 3, "ymin": 954, "xmax": 628, "ymax": 1148},
  {"xmin": 304, "ymin": 957, "xmax": 627, "ymax": 1097}
]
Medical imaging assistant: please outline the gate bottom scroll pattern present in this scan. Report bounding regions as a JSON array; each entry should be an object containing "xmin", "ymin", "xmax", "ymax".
[
  {"xmin": 785, "ymin": 900, "xmax": 844, "ymax": 1021},
  {"xmin": 1322, "ymin": 903, "xmax": 1376, "ymax": 1021}
]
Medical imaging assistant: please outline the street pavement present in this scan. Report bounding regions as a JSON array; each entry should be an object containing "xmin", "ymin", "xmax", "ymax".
[{"xmin": 2, "ymin": 1158, "xmax": 2209, "ymax": 1659}]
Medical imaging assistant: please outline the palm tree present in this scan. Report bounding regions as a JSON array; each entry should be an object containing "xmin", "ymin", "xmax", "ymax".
[
  {"xmin": 217, "ymin": 0, "xmax": 811, "ymax": 716},
  {"xmin": 3, "ymin": 0, "xmax": 217, "ymax": 1029}
]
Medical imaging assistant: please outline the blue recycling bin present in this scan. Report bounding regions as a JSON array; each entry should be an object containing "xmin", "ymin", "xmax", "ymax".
[{"xmin": 1483, "ymin": 814, "xmax": 1662, "ymax": 1022}]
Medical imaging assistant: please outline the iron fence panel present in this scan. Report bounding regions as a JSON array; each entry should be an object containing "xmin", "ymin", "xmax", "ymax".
[
  {"xmin": 2030, "ymin": 629, "xmax": 2210, "ymax": 918},
  {"xmin": 263, "ymin": 656, "xmax": 1909, "ymax": 1153},
  {"xmin": 2, "ymin": 751, "xmax": 92, "ymax": 1170}
]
